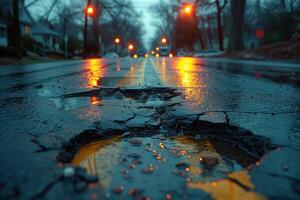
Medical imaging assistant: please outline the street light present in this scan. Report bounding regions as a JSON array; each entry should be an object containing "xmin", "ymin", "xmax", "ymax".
[
  {"xmin": 183, "ymin": 4, "xmax": 192, "ymax": 14},
  {"xmin": 115, "ymin": 37, "xmax": 120, "ymax": 44},
  {"xmin": 83, "ymin": 0, "xmax": 95, "ymax": 58},
  {"xmin": 156, "ymin": 47, "xmax": 160, "ymax": 51},
  {"xmin": 162, "ymin": 37, "xmax": 167, "ymax": 44},
  {"xmin": 128, "ymin": 44, "xmax": 134, "ymax": 51},
  {"xmin": 86, "ymin": 6, "xmax": 94, "ymax": 16}
]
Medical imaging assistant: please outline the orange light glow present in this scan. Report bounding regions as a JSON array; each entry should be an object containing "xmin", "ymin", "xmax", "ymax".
[
  {"xmin": 156, "ymin": 53, "xmax": 160, "ymax": 58},
  {"xmin": 133, "ymin": 54, "xmax": 138, "ymax": 59},
  {"xmin": 169, "ymin": 53, "xmax": 173, "ymax": 58},
  {"xmin": 173, "ymin": 58, "xmax": 206, "ymax": 109},
  {"xmin": 184, "ymin": 5, "xmax": 192, "ymax": 14},
  {"xmin": 115, "ymin": 38, "xmax": 120, "ymax": 44},
  {"xmin": 162, "ymin": 37, "xmax": 167, "ymax": 44},
  {"xmin": 90, "ymin": 96, "xmax": 101, "ymax": 105},
  {"xmin": 128, "ymin": 44, "xmax": 134, "ymax": 50},
  {"xmin": 87, "ymin": 6, "xmax": 94, "ymax": 15},
  {"xmin": 84, "ymin": 59, "xmax": 106, "ymax": 88}
]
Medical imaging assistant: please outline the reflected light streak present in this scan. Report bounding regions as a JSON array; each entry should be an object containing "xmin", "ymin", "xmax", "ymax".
[
  {"xmin": 173, "ymin": 58, "xmax": 207, "ymax": 108},
  {"xmin": 71, "ymin": 137, "xmax": 121, "ymax": 191},
  {"xmin": 84, "ymin": 59, "xmax": 106, "ymax": 88},
  {"xmin": 90, "ymin": 96, "xmax": 101, "ymax": 105}
]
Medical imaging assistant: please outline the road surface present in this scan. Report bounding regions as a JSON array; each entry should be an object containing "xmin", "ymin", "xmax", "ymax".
[{"xmin": 0, "ymin": 57, "xmax": 300, "ymax": 200}]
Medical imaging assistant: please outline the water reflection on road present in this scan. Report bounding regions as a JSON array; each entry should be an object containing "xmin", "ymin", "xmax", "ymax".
[
  {"xmin": 72, "ymin": 135, "xmax": 265, "ymax": 200},
  {"xmin": 153, "ymin": 57, "xmax": 208, "ymax": 110}
]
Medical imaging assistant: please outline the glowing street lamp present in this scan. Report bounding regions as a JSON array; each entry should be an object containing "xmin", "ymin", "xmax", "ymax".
[
  {"xmin": 183, "ymin": 4, "xmax": 192, "ymax": 14},
  {"xmin": 128, "ymin": 44, "xmax": 134, "ymax": 51},
  {"xmin": 83, "ymin": 0, "xmax": 95, "ymax": 58},
  {"xmin": 86, "ymin": 6, "xmax": 94, "ymax": 15},
  {"xmin": 156, "ymin": 47, "xmax": 160, "ymax": 51},
  {"xmin": 162, "ymin": 37, "xmax": 167, "ymax": 44},
  {"xmin": 115, "ymin": 37, "xmax": 120, "ymax": 44}
]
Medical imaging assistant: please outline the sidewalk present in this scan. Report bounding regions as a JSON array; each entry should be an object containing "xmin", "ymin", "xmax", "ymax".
[{"xmin": 202, "ymin": 57, "xmax": 300, "ymax": 70}]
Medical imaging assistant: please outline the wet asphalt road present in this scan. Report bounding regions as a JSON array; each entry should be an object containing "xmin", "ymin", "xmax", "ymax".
[{"xmin": 0, "ymin": 57, "xmax": 300, "ymax": 200}]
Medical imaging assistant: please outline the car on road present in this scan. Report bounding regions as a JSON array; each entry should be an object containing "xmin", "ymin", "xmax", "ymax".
[
  {"xmin": 177, "ymin": 51, "xmax": 186, "ymax": 57},
  {"xmin": 136, "ymin": 49, "xmax": 146, "ymax": 57},
  {"xmin": 159, "ymin": 46, "xmax": 171, "ymax": 57}
]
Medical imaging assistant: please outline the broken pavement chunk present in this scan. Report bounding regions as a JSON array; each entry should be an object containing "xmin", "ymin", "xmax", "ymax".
[{"xmin": 200, "ymin": 155, "xmax": 219, "ymax": 169}]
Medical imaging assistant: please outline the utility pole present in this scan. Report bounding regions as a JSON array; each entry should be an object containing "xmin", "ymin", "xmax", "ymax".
[
  {"xmin": 13, "ymin": 0, "xmax": 22, "ymax": 59},
  {"xmin": 83, "ymin": 0, "xmax": 92, "ymax": 58}
]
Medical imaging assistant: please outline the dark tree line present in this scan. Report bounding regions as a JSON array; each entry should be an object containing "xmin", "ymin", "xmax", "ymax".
[
  {"xmin": 8, "ymin": 0, "xmax": 145, "ymax": 58},
  {"xmin": 151, "ymin": 0, "xmax": 299, "ymax": 53}
]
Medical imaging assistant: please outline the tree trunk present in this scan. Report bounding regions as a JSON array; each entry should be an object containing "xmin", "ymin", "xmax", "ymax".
[
  {"xmin": 280, "ymin": 0, "xmax": 286, "ymax": 11},
  {"xmin": 228, "ymin": 0, "xmax": 246, "ymax": 52},
  {"xmin": 13, "ymin": 0, "xmax": 22, "ymax": 59},
  {"xmin": 207, "ymin": 16, "xmax": 213, "ymax": 48},
  {"xmin": 83, "ymin": 0, "xmax": 92, "ymax": 58},
  {"xmin": 198, "ymin": 29, "xmax": 205, "ymax": 50},
  {"xmin": 216, "ymin": 0, "xmax": 224, "ymax": 51},
  {"xmin": 92, "ymin": 0, "xmax": 100, "ymax": 56}
]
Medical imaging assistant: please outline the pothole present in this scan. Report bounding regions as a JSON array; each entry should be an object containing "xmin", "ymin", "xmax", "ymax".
[
  {"xmin": 54, "ymin": 87, "xmax": 276, "ymax": 199},
  {"xmin": 56, "ymin": 122, "xmax": 276, "ymax": 200}
]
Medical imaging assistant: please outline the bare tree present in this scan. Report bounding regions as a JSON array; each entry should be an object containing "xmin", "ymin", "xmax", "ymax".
[{"xmin": 195, "ymin": 0, "xmax": 228, "ymax": 51}]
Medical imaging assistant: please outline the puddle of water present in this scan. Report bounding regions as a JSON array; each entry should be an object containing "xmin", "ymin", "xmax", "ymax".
[
  {"xmin": 51, "ymin": 96, "xmax": 102, "ymax": 110},
  {"xmin": 71, "ymin": 135, "xmax": 266, "ymax": 200}
]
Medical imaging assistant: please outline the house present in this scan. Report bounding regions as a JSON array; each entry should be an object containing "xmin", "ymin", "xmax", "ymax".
[
  {"xmin": 32, "ymin": 23, "xmax": 60, "ymax": 50},
  {"xmin": 0, "ymin": 19, "xmax": 8, "ymax": 46},
  {"xmin": 0, "ymin": 0, "xmax": 61, "ymax": 51},
  {"xmin": 0, "ymin": 0, "xmax": 34, "ymax": 41}
]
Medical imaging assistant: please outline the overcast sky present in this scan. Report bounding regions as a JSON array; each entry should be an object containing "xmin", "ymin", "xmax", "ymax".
[{"xmin": 131, "ymin": 0, "xmax": 160, "ymax": 48}]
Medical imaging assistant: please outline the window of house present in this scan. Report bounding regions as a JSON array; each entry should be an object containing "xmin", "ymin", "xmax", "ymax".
[
  {"xmin": 0, "ymin": 27, "xmax": 6, "ymax": 38},
  {"xmin": 24, "ymin": 26, "xmax": 30, "ymax": 35}
]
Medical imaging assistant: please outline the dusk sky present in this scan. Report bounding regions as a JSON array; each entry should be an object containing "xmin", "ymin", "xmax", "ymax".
[{"xmin": 131, "ymin": 0, "xmax": 160, "ymax": 47}]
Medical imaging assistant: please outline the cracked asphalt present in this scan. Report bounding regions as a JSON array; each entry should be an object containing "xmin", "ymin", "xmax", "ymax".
[{"xmin": 0, "ymin": 57, "xmax": 300, "ymax": 200}]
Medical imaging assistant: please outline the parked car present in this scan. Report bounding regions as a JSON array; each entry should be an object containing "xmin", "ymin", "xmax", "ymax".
[
  {"xmin": 159, "ymin": 46, "xmax": 170, "ymax": 57},
  {"xmin": 177, "ymin": 51, "xmax": 186, "ymax": 57}
]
